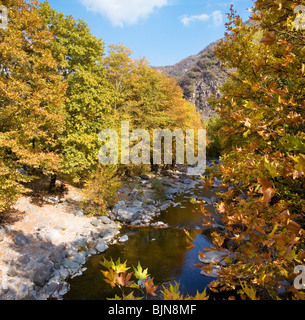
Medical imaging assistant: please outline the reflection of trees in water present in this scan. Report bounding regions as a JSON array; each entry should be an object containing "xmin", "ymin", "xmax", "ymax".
[
  {"xmin": 118, "ymin": 228, "xmax": 189, "ymax": 283},
  {"xmin": 64, "ymin": 184, "xmax": 223, "ymax": 300},
  {"xmin": 65, "ymin": 227, "xmax": 209, "ymax": 300}
]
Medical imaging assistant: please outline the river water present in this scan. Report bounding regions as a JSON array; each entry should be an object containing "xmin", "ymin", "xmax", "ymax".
[{"xmin": 64, "ymin": 183, "xmax": 223, "ymax": 300}]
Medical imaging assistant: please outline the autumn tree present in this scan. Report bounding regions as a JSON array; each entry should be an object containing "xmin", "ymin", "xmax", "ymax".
[
  {"xmin": 0, "ymin": 0, "xmax": 66, "ymax": 213},
  {"xmin": 205, "ymin": 1, "xmax": 305, "ymax": 299},
  {"xmin": 104, "ymin": 48, "xmax": 203, "ymax": 173},
  {"xmin": 39, "ymin": 1, "xmax": 115, "ymax": 184}
]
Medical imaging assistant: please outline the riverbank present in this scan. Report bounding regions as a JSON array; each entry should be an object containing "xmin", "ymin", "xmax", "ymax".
[{"xmin": 0, "ymin": 166, "xmax": 211, "ymax": 300}]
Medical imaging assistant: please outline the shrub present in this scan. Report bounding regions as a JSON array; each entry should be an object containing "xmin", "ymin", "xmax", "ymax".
[{"xmin": 81, "ymin": 166, "xmax": 122, "ymax": 216}]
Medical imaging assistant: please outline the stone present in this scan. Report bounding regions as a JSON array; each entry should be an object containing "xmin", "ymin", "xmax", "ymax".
[
  {"xmin": 116, "ymin": 208, "xmax": 140, "ymax": 223},
  {"xmin": 140, "ymin": 174, "xmax": 151, "ymax": 180},
  {"xmin": 14, "ymin": 233, "xmax": 29, "ymax": 246},
  {"xmin": 33, "ymin": 264, "xmax": 53, "ymax": 287},
  {"xmin": 37, "ymin": 256, "xmax": 48, "ymax": 264},
  {"xmin": 95, "ymin": 239, "xmax": 109, "ymax": 253},
  {"xmin": 100, "ymin": 228, "xmax": 120, "ymax": 241},
  {"xmin": 2, "ymin": 225, "xmax": 11, "ymax": 235},
  {"xmin": 18, "ymin": 255, "xmax": 31, "ymax": 266},
  {"xmin": 71, "ymin": 252, "xmax": 86, "ymax": 265},
  {"xmin": 90, "ymin": 230, "xmax": 100, "ymax": 240},
  {"xmin": 118, "ymin": 235, "xmax": 129, "ymax": 243},
  {"xmin": 43, "ymin": 281, "xmax": 59, "ymax": 296},
  {"xmin": 198, "ymin": 249, "xmax": 231, "ymax": 264},
  {"xmin": 131, "ymin": 200, "xmax": 143, "ymax": 208},
  {"xmin": 88, "ymin": 248, "xmax": 97, "ymax": 255},
  {"xmin": 45, "ymin": 230, "xmax": 61, "ymax": 242},
  {"xmin": 62, "ymin": 258, "xmax": 80, "ymax": 270},
  {"xmin": 73, "ymin": 237, "xmax": 88, "ymax": 248},
  {"xmin": 100, "ymin": 216, "xmax": 112, "ymax": 224},
  {"xmin": 159, "ymin": 201, "xmax": 172, "ymax": 211},
  {"xmin": 277, "ymin": 280, "xmax": 290, "ymax": 296},
  {"xmin": 0, "ymin": 227, "xmax": 5, "ymax": 242},
  {"xmin": 58, "ymin": 267, "xmax": 70, "ymax": 280},
  {"xmin": 131, "ymin": 219, "xmax": 143, "ymax": 226},
  {"xmin": 166, "ymin": 187, "xmax": 179, "ymax": 195},
  {"xmin": 58, "ymin": 282, "xmax": 70, "ymax": 296},
  {"xmin": 74, "ymin": 209, "xmax": 84, "ymax": 217},
  {"xmin": 200, "ymin": 266, "xmax": 222, "ymax": 278},
  {"xmin": 49, "ymin": 244, "xmax": 67, "ymax": 265},
  {"xmin": 7, "ymin": 266, "xmax": 18, "ymax": 277},
  {"xmin": 91, "ymin": 219, "xmax": 101, "ymax": 227},
  {"xmin": 40, "ymin": 243, "xmax": 53, "ymax": 252},
  {"xmin": 151, "ymin": 221, "xmax": 167, "ymax": 227},
  {"xmin": 113, "ymin": 201, "xmax": 126, "ymax": 213},
  {"xmin": 16, "ymin": 284, "xmax": 33, "ymax": 300}
]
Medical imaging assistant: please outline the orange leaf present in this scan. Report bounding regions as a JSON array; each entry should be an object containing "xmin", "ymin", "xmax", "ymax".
[
  {"xmin": 144, "ymin": 278, "xmax": 158, "ymax": 297},
  {"xmin": 260, "ymin": 32, "xmax": 275, "ymax": 45},
  {"xmin": 199, "ymin": 251, "xmax": 206, "ymax": 260},
  {"xmin": 115, "ymin": 272, "xmax": 134, "ymax": 287},
  {"xmin": 193, "ymin": 263, "xmax": 204, "ymax": 268}
]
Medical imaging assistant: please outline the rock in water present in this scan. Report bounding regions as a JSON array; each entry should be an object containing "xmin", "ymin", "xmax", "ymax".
[
  {"xmin": 95, "ymin": 239, "xmax": 109, "ymax": 253},
  {"xmin": 116, "ymin": 208, "xmax": 140, "ymax": 223},
  {"xmin": 198, "ymin": 249, "xmax": 231, "ymax": 264},
  {"xmin": 118, "ymin": 235, "xmax": 129, "ymax": 243}
]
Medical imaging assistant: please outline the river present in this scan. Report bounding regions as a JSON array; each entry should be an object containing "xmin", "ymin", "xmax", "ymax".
[{"xmin": 64, "ymin": 181, "xmax": 224, "ymax": 300}]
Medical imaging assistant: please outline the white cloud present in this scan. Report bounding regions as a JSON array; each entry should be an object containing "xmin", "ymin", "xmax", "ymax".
[
  {"xmin": 211, "ymin": 10, "xmax": 223, "ymax": 27},
  {"xmin": 180, "ymin": 13, "xmax": 210, "ymax": 27},
  {"xmin": 80, "ymin": 0, "xmax": 169, "ymax": 27},
  {"xmin": 180, "ymin": 10, "xmax": 223, "ymax": 27}
]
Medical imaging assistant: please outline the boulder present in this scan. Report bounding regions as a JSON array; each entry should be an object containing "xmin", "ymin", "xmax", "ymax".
[
  {"xmin": 100, "ymin": 228, "xmax": 120, "ymax": 240},
  {"xmin": 200, "ymin": 266, "xmax": 222, "ymax": 278},
  {"xmin": 74, "ymin": 209, "xmax": 84, "ymax": 217},
  {"xmin": 100, "ymin": 216, "xmax": 112, "ymax": 224},
  {"xmin": 166, "ymin": 187, "xmax": 179, "ymax": 195},
  {"xmin": 32, "ymin": 263, "xmax": 53, "ymax": 287},
  {"xmin": 49, "ymin": 245, "xmax": 67, "ymax": 265},
  {"xmin": 14, "ymin": 233, "xmax": 29, "ymax": 246},
  {"xmin": 45, "ymin": 230, "xmax": 61, "ymax": 242},
  {"xmin": 90, "ymin": 219, "xmax": 101, "ymax": 227},
  {"xmin": 116, "ymin": 208, "xmax": 141, "ymax": 223},
  {"xmin": 118, "ymin": 235, "xmax": 129, "ymax": 243},
  {"xmin": 62, "ymin": 258, "xmax": 80, "ymax": 270},
  {"xmin": 198, "ymin": 249, "xmax": 231, "ymax": 264},
  {"xmin": 95, "ymin": 239, "xmax": 109, "ymax": 253}
]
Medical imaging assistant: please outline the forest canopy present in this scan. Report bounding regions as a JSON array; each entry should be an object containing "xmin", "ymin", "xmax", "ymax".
[{"xmin": 0, "ymin": 0, "xmax": 202, "ymax": 214}]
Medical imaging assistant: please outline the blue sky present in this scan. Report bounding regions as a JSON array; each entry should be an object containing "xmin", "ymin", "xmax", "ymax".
[{"xmin": 46, "ymin": 0, "xmax": 254, "ymax": 66}]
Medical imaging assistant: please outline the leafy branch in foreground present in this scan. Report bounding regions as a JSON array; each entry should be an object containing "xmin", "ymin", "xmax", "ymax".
[
  {"xmin": 203, "ymin": 0, "xmax": 305, "ymax": 300},
  {"xmin": 100, "ymin": 258, "xmax": 209, "ymax": 300}
]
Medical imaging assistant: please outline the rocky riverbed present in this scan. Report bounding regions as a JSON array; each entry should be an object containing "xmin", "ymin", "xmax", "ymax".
[{"xmin": 0, "ymin": 166, "xmax": 209, "ymax": 300}]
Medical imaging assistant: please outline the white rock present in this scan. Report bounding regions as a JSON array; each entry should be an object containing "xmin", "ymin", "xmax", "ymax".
[
  {"xmin": 198, "ymin": 249, "xmax": 231, "ymax": 264},
  {"xmin": 119, "ymin": 235, "xmax": 129, "ymax": 243}
]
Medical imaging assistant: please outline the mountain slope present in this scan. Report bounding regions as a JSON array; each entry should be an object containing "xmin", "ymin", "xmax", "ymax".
[{"xmin": 156, "ymin": 40, "xmax": 227, "ymax": 119}]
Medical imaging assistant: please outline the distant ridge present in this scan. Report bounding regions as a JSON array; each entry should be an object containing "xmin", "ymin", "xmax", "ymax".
[
  {"xmin": 155, "ymin": 39, "xmax": 227, "ymax": 119},
  {"xmin": 156, "ymin": 20, "xmax": 257, "ymax": 119}
]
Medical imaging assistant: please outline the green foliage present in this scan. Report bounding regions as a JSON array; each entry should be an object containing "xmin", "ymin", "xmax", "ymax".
[
  {"xmin": 39, "ymin": 1, "xmax": 112, "ymax": 183},
  {"xmin": 150, "ymin": 179, "xmax": 167, "ymax": 201},
  {"xmin": 204, "ymin": 115, "xmax": 224, "ymax": 158}
]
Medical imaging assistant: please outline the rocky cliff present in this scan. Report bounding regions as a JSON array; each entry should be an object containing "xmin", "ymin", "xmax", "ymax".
[{"xmin": 156, "ymin": 40, "xmax": 227, "ymax": 119}]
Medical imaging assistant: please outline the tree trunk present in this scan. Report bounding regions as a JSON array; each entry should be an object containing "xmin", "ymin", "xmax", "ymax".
[{"xmin": 49, "ymin": 174, "xmax": 57, "ymax": 192}]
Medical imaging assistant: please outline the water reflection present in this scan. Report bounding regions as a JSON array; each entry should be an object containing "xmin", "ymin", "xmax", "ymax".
[
  {"xmin": 64, "ymin": 184, "xmax": 225, "ymax": 300},
  {"xmin": 64, "ymin": 227, "xmax": 214, "ymax": 300}
]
